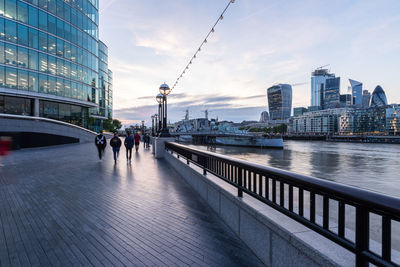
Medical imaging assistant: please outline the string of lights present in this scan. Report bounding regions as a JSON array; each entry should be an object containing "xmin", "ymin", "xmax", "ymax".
[{"xmin": 170, "ymin": 0, "xmax": 236, "ymax": 92}]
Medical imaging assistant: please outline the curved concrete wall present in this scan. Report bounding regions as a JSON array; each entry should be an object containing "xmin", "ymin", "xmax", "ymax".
[{"xmin": 0, "ymin": 114, "xmax": 96, "ymax": 144}]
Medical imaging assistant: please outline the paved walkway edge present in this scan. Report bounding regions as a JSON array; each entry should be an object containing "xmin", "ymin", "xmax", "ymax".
[{"xmin": 164, "ymin": 151, "xmax": 355, "ymax": 267}]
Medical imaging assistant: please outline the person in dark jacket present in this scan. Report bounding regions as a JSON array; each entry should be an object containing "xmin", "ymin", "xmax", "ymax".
[
  {"xmin": 110, "ymin": 132, "xmax": 122, "ymax": 163},
  {"xmin": 134, "ymin": 132, "xmax": 141, "ymax": 152},
  {"xmin": 95, "ymin": 130, "xmax": 107, "ymax": 161},
  {"xmin": 124, "ymin": 131, "xmax": 134, "ymax": 162}
]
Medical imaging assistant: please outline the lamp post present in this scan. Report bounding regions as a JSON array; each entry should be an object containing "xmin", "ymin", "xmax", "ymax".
[
  {"xmin": 154, "ymin": 113, "xmax": 158, "ymax": 134},
  {"xmin": 156, "ymin": 94, "xmax": 163, "ymax": 135},
  {"xmin": 159, "ymin": 83, "xmax": 171, "ymax": 137},
  {"xmin": 151, "ymin": 115, "xmax": 155, "ymax": 136}
]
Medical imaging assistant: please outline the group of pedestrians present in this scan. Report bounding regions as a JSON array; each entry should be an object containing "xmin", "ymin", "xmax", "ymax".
[{"xmin": 95, "ymin": 131, "xmax": 144, "ymax": 164}]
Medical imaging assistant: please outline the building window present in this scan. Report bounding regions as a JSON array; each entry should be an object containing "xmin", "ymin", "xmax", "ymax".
[
  {"xmin": 5, "ymin": 43, "xmax": 16, "ymax": 65},
  {"xmin": 5, "ymin": 66, "xmax": 17, "ymax": 89},
  {"xmin": 28, "ymin": 71, "xmax": 38, "ymax": 92},
  {"xmin": 4, "ymin": 96, "xmax": 31, "ymax": 116},
  {"xmin": 17, "ymin": 46, "xmax": 28, "ymax": 68}
]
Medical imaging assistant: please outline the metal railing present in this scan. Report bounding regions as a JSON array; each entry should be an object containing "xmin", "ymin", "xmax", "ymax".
[{"xmin": 165, "ymin": 142, "xmax": 400, "ymax": 267}]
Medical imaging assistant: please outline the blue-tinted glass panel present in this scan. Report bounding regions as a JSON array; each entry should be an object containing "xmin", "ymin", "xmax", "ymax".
[
  {"xmin": 17, "ymin": 24, "xmax": 28, "ymax": 46},
  {"xmin": 5, "ymin": 67, "xmax": 17, "ymax": 89},
  {"xmin": 0, "ymin": 41, "xmax": 4, "ymax": 64},
  {"xmin": 28, "ymin": 49, "xmax": 38, "ymax": 70},
  {"xmin": 39, "ymin": 73, "xmax": 47, "ymax": 93},
  {"xmin": 28, "ymin": 28, "xmax": 38, "ymax": 49},
  {"xmin": 5, "ymin": 19, "xmax": 16, "ymax": 43},
  {"xmin": 17, "ymin": 1, "xmax": 28, "ymax": 23},
  {"xmin": 39, "ymin": 52, "xmax": 47, "ymax": 72},
  {"xmin": 29, "ymin": 71, "xmax": 38, "ymax": 92},
  {"xmin": 17, "ymin": 46, "xmax": 28, "ymax": 68},
  {"xmin": 38, "ymin": 10, "xmax": 47, "ymax": 31},
  {"xmin": 0, "ymin": 65, "xmax": 4, "ymax": 87},
  {"xmin": 5, "ymin": 43, "xmax": 16, "ymax": 65},
  {"xmin": 5, "ymin": 0, "xmax": 16, "ymax": 19},
  {"xmin": 28, "ymin": 5, "xmax": 38, "ymax": 27},
  {"xmin": 17, "ymin": 69, "xmax": 28, "ymax": 90},
  {"xmin": 39, "ymin": 31, "xmax": 47, "ymax": 52}
]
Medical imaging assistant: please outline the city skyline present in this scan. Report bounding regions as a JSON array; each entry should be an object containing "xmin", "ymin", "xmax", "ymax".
[{"xmin": 99, "ymin": 0, "xmax": 400, "ymax": 125}]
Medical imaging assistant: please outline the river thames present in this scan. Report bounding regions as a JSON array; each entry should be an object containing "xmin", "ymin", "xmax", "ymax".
[
  {"xmin": 188, "ymin": 140, "xmax": 400, "ymax": 253},
  {"xmin": 190, "ymin": 140, "xmax": 400, "ymax": 198}
]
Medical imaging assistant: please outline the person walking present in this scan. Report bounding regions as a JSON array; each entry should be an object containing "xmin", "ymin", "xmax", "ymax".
[
  {"xmin": 124, "ymin": 131, "xmax": 134, "ymax": 163},
  {"xmin": 134, "ymin": 132, "xmax": 141, "ymax": 152},
  {"xmin": 0, "ymin": 136, "xmax": 12, "ymax": 167},
  {"xmin": 110, "ymin": 132, "xmax": 122, "ymax": 164},
  {"xmin": 95, "ymin": 130, "xmax": 107, "ymax": 161}
]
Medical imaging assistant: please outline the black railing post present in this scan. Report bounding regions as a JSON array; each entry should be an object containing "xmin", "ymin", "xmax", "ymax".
[
  {"xmin": 238, "ymin": 167, "xmax": 243, "ymax": 198},
  {"xmin": 355, "ymin": 207, "xmax": 369, "ymax": 267},
  {"xmin": 203, "ymin": 156, "xmax": 207, "ymax": 175}
]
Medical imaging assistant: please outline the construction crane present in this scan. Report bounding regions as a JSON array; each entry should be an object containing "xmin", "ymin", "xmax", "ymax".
[{"xmin": 316, "ymin": 64, "xmax": 330, "ymax": 70}]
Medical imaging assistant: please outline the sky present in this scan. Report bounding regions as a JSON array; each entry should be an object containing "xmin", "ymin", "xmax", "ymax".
[{"xmin": 99, "ymin": 0, "xmax": 400, "ymax": 126}]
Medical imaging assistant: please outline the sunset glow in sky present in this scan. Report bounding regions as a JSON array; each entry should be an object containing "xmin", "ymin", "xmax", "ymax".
[{"xmin": 99, "ymin": 0, "xmax": 400, "ymax": 125}]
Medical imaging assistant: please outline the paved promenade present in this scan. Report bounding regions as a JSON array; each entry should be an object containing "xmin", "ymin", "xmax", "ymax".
[{"xmin": 0, "ymin": 142, "xmax": 262, "ymax": 266}]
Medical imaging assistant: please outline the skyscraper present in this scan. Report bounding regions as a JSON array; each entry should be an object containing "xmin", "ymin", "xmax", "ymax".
[
  {"xmin": 267, "ymin": 84, "xmax": 292, "ymax": 120},
  {"xmin": 0, "ymin": 0, "xmax": 112, "ymax": 130},
  {"xmin": 362, "ymin": 90, "xmax": 371, "ymax": 108},
  {"xmin": 323, "ymin": 77, "xmax": 340, "ymax": 109},
  {"xmin": 349, "ymin": 79, "xmax": 363, "ymax": 106},
  {"xmin": 259, "ymin": 111, "xmax": 269, "ymax": 122},
  {"xmin": 311, "ymin": 68, "xmax": 335, "ymax": 109},
  {"xmin": 370, "ymin": 85, "xmax": 388, "ymax": 107}
]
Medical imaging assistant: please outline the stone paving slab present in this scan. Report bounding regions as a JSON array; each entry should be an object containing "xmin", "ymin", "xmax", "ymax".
[{"xmin": 0, "ymin": 143, "xmax": 263, "ymax": 266}]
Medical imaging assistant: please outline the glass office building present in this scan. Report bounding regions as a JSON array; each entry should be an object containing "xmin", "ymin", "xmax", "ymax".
[
  {"xmin": 323, "ymin": 77, "xmax": 340, "ymax": 109},
  {"xmin": 370, "ymin": 85, "xmax": 388, "ymax": 107},
  {"xmin": 348, "ymin": 79, "xmax": 363, "ymax": 107},
  {"xmin": 267, "ymin": 84, "xmax": 292, "ymax": 120},
  {"xmin": 311, "ymin": 68, "xmax": 335, "ymax": 109},
  {"xmin": 0, "ymin": 0, "xmax": 112, "ymax": 130}
]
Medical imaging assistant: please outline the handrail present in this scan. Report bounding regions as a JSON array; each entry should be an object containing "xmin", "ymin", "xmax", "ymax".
[
  {"xmin": 165, "ymin": 142, "xmax": 400, "ymax": 267},
  {"xmin": 0, "ymin": 113, "xmax": 97, "ymax": 135}
]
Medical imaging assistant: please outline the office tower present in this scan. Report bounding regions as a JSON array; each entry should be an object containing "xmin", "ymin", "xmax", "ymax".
[
  {"xmin": 349, "ymin": 79, "xmax": 363, "ymax": 106},
  {"xmin": 0, "ymin": 1, "xmax": 112, "ymax": 130},
  {"xmin": 311, "ymin": 68, "xmax": 336, "ymax": 109},
  {"xmin": 267, "ymin": 84, "xmax": 292, "ymax": 120},
  {"xmin": 362, "ymin": 90, "xmax": 371, "ymax": 108},
  {"xmin": 323, "ymin": 77, "xmax": 340, "ymax": 109},
  {"xmin": 259, "ymin": 111, "xmax": 269, "ymax": 122},
  {"xmin": 370, "ymin": 85, "xmax": 388, "ymax": 107}
]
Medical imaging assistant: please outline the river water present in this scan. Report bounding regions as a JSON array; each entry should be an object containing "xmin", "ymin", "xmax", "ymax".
[
  {"xmin": 190, "ymin": 140, "xmax": 400, "ymax": 198},
  {"xmin": 188, "ymin": 140, "xmax": 400, "ymax": 254}
]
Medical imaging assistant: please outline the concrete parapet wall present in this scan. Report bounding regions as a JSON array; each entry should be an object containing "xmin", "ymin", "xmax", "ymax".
[
  {"xmin": 164, "ymin": 151, "xmax": 354, "ymax": 267},
  {"xmin": 0, "ymin": 115, "xmax": 96, "ymax": 144}
]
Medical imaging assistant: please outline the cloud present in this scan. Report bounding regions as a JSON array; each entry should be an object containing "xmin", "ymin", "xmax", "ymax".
[{"xmin": 114, "ymin": 92, "xmax": 268, "ymax": 125}]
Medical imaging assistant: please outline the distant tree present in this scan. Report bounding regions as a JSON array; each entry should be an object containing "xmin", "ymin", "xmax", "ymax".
[
  {"xmin": 103, "ymin": 117, "xmax": 122, "ymax": 132},
  {"xmin": 112, "ymin": 119, "xmax": 122, "ymax": 131}
]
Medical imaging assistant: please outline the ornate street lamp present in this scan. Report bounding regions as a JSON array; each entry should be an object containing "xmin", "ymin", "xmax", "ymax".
[
  {"xmin": 154, "ymin": 113, "xmax": 158, "ymax": 133},
  {"xmin": 156, "ymin": 94, "xmax": 163, "ymax": 135},
  {"xmin": 151, "ymin": 115, "xmax": 155, "ymax": 136},
  {"xmin": 159, "ymin": 83, "xmax": 171, "ymax": 137}
]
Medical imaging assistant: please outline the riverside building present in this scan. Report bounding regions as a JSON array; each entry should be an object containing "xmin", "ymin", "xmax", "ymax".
[
  {"xmin": 267, "ymin": 84, "xmax": 292, "ymax": 120},
  {"xmin": 0, "ymin": 0, "xmax": 112, "ymax": 130},
  {"xmin": 290, "ymin": 108, "xmax": 349, "ymax": 135}
]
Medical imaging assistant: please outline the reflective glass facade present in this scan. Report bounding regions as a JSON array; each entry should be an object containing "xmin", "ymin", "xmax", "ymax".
[
  {"xmin": 0, "ymin": 0, "xmax": 112, "ymax": 130},
  {"xmin": 324, "ymin": 77, "xmax": 340, "ymax": 109},
  {"xmin": 349, "ymin": 79, "xmax": 362, "ymax": 107},
  {"xmin": 311, "ymin": 69, "xmax": 335, "ymax": 108},
  {"xmin": 370, "ymin": 85, "xmax": 388, "ymax": 107},
  {"xmin": 267, "ymin": 84, "xmax": 292, "ymax": 120}
]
